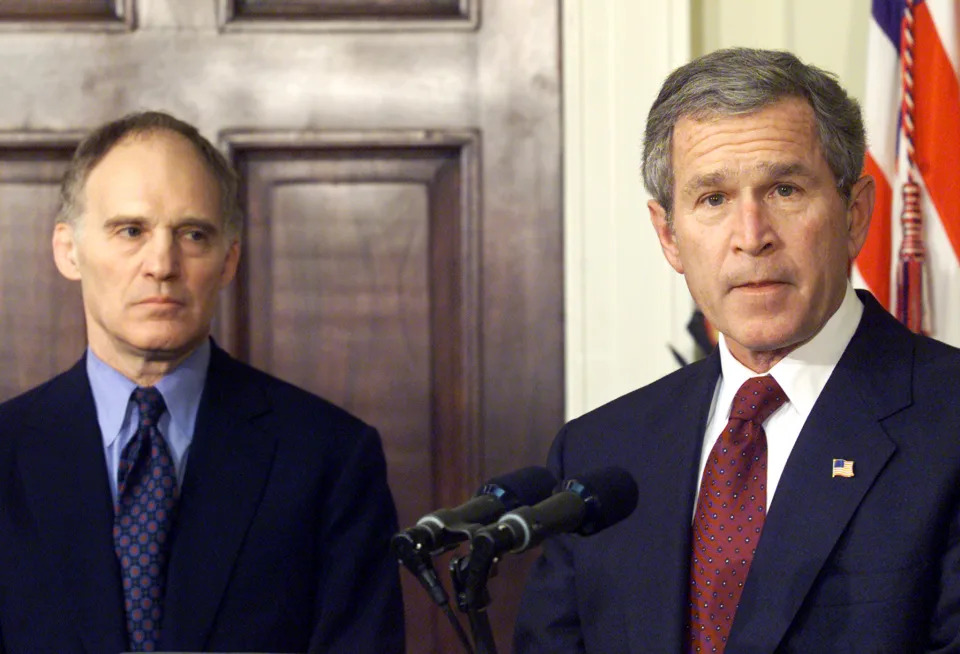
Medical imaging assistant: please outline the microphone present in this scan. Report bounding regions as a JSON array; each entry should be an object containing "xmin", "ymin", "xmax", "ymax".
[
  {"xmin": 470, "ymin": 466, "xmax": 639, "ymax": 556},
  {"xmin": 391, "ymin": 466, "xmax": 557, "ymax": 609},
  {"xmin": 392, "ymin": 465, "xmax": 558, "ymax": 557}
]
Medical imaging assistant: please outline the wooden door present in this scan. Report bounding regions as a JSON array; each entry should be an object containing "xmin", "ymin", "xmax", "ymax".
[{"xmin": 0, "ymin": 1, "xmax": 562, "ymax": 652}]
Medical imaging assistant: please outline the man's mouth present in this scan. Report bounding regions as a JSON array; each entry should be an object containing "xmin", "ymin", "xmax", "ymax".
[
  {"xmin": 137, "ymin": 296, "xmax": 185, "ymax": 306},
  {"xmin": 731, "ymin": 280, "xmax": 788, "ymax": 293}
]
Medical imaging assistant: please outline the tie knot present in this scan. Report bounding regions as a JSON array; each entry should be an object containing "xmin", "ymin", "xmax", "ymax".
[
  {"xmin": 730, "ymin": 376, "xmax": 787, "ymax": 424},
  {"xmin": 133, "ymin": 386, "xmax": 166, "ymax": 428}
]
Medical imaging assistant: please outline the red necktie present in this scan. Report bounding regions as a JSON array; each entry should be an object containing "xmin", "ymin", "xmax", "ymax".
[{"xmin": 687, "ymin": 376, "xmax": 787, "ymax": 653}]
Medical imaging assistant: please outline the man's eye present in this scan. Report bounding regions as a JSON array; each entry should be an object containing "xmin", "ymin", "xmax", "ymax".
[
  {"xmin": 775, "ymin": 185, "xmax": 795, "ymax": 197},
  {"xmin": 122, "ymin": 226, "xmax": 142, "ymax": 238},
  {"xmin": 704, "ymin": 193, "xmax": 724, "ymax": 207},
  {"xmin": 184, "ymin": 230, "xmax": 208, "ymax": 242}
]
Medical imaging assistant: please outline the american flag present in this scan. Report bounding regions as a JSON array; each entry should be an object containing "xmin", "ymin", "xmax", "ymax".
[
  {"xmin": 854, "ymin": 0, "xmax": 960, "ymax": 347},
  {"xmin": 832, "ymin": 459, "xmax": 855, "ymax": 478}
]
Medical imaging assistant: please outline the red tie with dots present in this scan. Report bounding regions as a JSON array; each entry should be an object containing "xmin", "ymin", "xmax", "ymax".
[
  {"xmin": 113, "ymin": 387, "xmax": 179, "ymax": 652},
  {"xmin": 687, "ymin": 376, "xmax": 787, "ymax": 653}
]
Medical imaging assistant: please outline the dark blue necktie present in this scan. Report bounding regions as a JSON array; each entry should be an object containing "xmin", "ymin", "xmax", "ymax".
[{"xmin": 113, "ymin": 386, "xmax": 178, "ymax": 652}]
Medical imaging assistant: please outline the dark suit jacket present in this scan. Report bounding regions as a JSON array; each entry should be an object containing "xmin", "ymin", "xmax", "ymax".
[
  {"xmin": 0, "ymin": 343, "xmax": 404, "ymax": 653},
  {"xmin": 515, "ymin": 292, "xmax": 960, "ymax": 653}
]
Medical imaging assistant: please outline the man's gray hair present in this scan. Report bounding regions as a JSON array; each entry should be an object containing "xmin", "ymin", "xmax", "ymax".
[
  {"xmin": 57, "ymin": 110, "xmax": 242, "ymax": 239},
  {"xmin": 642, "ymin": 47, "xmax": 865, "ymax": 218}
]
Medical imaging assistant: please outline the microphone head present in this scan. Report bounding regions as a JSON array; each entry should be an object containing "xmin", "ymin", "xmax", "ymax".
[
  {"xmin": 562, "ymin": 466, "xmax": 638, "ymax": 536},
  {"xmin": 476, "ymin": 466, "xmax": 558, "ymax": 511}
]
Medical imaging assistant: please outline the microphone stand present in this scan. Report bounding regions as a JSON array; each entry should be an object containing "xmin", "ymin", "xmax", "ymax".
[
  {"xmin": 450, "ymin": 534, "xmax": 502, "ymax": 654},
  {"xmin": 393, "ymin": 536, "xmax": 474, "ymax": 654}
]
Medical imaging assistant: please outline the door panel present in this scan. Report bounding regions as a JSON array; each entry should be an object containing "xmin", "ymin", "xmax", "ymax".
[
  {"xmin": 222, "ymin": 133, "xmax": 480, "ymax": 532},
  {"xmin": 226, "ymin": 0, "xmax": 469, "ymax": 21},
  {"xmin": 0, "ymin": 0, "xmax": 122, "ymax": 21},
  {"xmin": 0, "ymin": 2, "xmax": 561, "ymax": 651},
  {"xmin": 0, "ymin": 140, "xmax": 86, "ymax": 399},
  {"xmin": 223, "ymin": 133, "xmax": 480, "ymax": 649}
]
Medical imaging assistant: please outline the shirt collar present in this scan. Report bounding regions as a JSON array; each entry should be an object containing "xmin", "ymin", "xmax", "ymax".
[
  {"xmin": 87, "ymin": 340, "xmax": 211, "ymax": 448},
  {"xmin": 716, "ymin": 282, "xmax": 863, "ymax": 418}
]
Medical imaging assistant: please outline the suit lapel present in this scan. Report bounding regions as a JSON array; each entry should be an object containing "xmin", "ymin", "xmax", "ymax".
[
  {"xmin": 729, "ymin": 295, "xmax": 911, "ymax": 652},
  {"xmin": 161, "ymin": 346, "xmax": 277, "ymax": 650},
  {"xmin": 16, "ymin": 360, "xmax": 128, "ymax": 654},
  {"xmin": 624, "ymin": 352, "xmax": 722, "ymax": 653}
]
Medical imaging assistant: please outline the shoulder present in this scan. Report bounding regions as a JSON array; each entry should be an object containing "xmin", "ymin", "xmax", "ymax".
[
  {"xmin": 914, "ymin": 332, "xmax": 960, "ymax": 372},
  {"xmin": 844, "ymin": 298, "xmax": 960, "ymax": 454},
  {"xmin": 570, "ymin": 354, "xmax": 717, "ymax": 432},
  {"xmin": 552, "ymin": 354, "xmax": 718, "ymax": 467},
  {"xmin": 854, "ymin": 292, "xmax": 960, "ymax": 381},
  {"xmin": 856, "ymin": 289, "xmax": 960, "ymax": 365},
  {"xmin": 906, "ymin": 334, "xmax": 960, "ymax": 427},
  {"xmin": 0, "ymin": 360, "xmax": 87, "ymax": 426}
]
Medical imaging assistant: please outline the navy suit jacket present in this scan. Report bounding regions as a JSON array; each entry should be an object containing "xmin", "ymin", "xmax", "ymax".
[
  {"xmin": 515, "ymin": 292, "xmax": 960, "ymax": 653},
  {"xmin": 0, "ymin": 343, "xmax": 404, "ymax": 653}
]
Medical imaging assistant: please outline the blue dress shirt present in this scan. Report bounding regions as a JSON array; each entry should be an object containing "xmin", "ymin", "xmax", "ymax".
[{"xmin": 86, "ymin": 340, "xmax": 210, "ymax": 504}]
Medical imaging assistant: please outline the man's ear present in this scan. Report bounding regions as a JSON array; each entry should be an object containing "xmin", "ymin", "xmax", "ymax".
[
  {"xmin": 649, "ymin": 200, "xmax": 684, "ymax": 274},
  {"xmin": 52, "ymin": 222, "xmax": 82, "ymax": 281},
  {"xmin": 845, "ymin": 175, "xmax": 875, "ymax": 260},
  {"xmin": 218, "ymin": 239, "xmax": 241, "ymax": 289}
]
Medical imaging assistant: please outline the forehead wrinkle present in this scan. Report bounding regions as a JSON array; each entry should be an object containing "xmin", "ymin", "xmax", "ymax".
[{"xmin": 755, "ymin": 160, "xmax": 817, "ymax": 181}]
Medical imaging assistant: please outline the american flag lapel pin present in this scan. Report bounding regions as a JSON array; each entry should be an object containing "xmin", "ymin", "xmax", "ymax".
[{"xmin": 832, "ymin": 459, "xmax": 854, "ymax": 478}]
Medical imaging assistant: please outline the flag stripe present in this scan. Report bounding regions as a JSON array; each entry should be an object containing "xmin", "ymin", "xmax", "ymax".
[
  {"xmin": 860, "ymin": 0, "xmax": 959, "ymax": 346},
  {"xmin": 913, "ymin": 1, "xmax": 960, "ymax": 262},
  {"xmin": 872, "ymin": 0, "xmax": 906, "ymax": 47},
  {"xmin": 927, "ymin": 0, "xmax": 959, "ymax": 74},
  {"xmin": 863, "ymin": 18, "xmax": 901, "ymax": 181},
  {"xmin": 857, "ymin": 4, "xmax": 902, "ymax": 307},
  {"xmin": 861, "ymin": 154, "xmax": 893, "ymax": 308}
]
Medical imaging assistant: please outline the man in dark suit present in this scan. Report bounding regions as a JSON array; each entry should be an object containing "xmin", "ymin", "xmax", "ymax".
[
  {"xmin": 514, "ymin": 48, "xmax": 960, "ymax": 653},
  {"xmin": 0, "ymin": 111, "xmax": 404, "ymax": 652}
]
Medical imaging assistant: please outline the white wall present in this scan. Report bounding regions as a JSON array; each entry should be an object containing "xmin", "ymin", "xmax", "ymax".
[
  {"xmin": 563, "ymin": 0, "xmax": 691, "ymax": 419},
  {"xmin": 694, "ymin": 0, "xmax": 870, "ymax": 108},
  {"xmin": 564, "ymin": 0, "xmax": 870, "ymax": 419}
]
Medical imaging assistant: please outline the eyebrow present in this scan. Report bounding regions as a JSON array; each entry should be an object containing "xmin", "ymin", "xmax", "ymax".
[
  {"xmin": 683, "ymin": 170, "xmax": 731, "ymax": 196},
  {"xmin": 682, "ymin": 161, "xmax": 817, "ymax": 196},
  {"xmin": 102, "ymin": 216, "xmax": 147, "ymax": 230},
  {"xmin": 102, "ymin": 215, "xmax": 221, "ymax": 232}
]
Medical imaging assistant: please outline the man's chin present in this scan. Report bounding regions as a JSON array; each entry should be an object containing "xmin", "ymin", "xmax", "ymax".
[
  {"xmin": 124, "ymin": 331, "xmax": 207, "ymax": 361},
  {"xmin": 722, "ymin": 315, "xmax": 799, "ymax": 347}
]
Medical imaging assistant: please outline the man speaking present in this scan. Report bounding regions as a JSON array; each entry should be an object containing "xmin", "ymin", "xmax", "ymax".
[{"xmin": 515, "ymin": 48, "xmax": 960, "ymax": 653}]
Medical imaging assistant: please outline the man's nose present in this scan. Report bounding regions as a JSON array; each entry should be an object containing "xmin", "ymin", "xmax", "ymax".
[
  {"xmin": 732, "ymin": 196, "xmax": 776, "ymax": 256},
  {"xmin": 142, "ymin": 232, "xmax": 181, "ymax": 280}
]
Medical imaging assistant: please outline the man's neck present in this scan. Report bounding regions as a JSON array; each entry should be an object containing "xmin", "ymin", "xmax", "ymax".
[
  {"xmin": 726, "ymin": 342, "xmax": 802, "ymax": 374},
  {"xmin": 88, "ymin": 338, "xmax": 206, "ymax": 387}
]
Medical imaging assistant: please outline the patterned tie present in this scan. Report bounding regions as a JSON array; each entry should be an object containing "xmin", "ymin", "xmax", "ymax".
[
  {"xmin": 114, "ymin": 387, "xmax": 178, "ymax": 652},
  {"xmin": 687, "ymin": 376, "xmax": 787, "ymax": 653}
]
